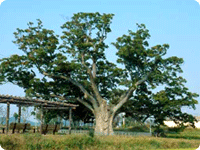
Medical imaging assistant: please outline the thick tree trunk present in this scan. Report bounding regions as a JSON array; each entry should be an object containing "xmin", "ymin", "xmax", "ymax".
[{"xmin": 94, "ymin": 102, "xmax": 114, "ymax": 135}]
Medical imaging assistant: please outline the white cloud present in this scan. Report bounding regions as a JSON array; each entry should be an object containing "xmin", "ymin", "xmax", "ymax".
[
  {"xmin": 0, "ymin": 0, "xmax": 6, "ymax": 6},
  {"xmin": 196, "ymin": 0, "xmax": 200, "ymax": 5}
]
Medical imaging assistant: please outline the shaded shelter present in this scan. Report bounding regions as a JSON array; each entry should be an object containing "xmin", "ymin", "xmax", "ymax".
[{"xmin": 0, "ymin": 95, "xmax": 78, "ymax": 134}]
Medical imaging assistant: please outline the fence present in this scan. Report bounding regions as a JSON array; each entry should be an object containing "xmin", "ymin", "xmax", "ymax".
[{"xmin": 58, "ymin": 129, "xmax": 151, "ymax": 136}]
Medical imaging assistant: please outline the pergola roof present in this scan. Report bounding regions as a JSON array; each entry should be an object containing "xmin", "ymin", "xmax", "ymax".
[
  {"xmin": 0, "ymin": 94, "xmax": 77, "ymax": 134},
  {"xmin": 0, "ymin": 94, "xmax": 78, "ymax": 108}
]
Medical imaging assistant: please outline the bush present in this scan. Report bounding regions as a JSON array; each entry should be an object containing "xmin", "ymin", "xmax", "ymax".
[
  {"xmin": 128, "ymin": 125, "xmax": 149, "ymax": 132},
  {"xmin": 167, "ymin": 126, "xmax": 186, "ymax": 133},
  {"xmin": 88, "ymin": 129, "xmax": 94, "ymax": 138},
  {"xmin": 61, "ymin": 126, "xmax": 94, "ymax": 130},
  {"xmin": 114, "ymin": 124, "xmax": 150, "ymax": 133},
  {"xmin": 0, "ymin": 136, "xmax": 19, "ymax": 150},
  {"xmin": 153, "ymin": 128, "xmax": 166, "ymax": 137}
]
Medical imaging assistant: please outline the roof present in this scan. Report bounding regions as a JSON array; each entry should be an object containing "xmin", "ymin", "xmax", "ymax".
[
  {"xmin": 0, "ymin": 94, "xmax": 78, "ymax": 108},
  {"xmin": 195, "ymin": 116, "xmax": 200, "ymax": 121}
]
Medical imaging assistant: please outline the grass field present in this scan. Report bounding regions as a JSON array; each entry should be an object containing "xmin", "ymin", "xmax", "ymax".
[
  {"xmin": 0, "ymin": 133, "xmax": 199, "ymax": 150},
  {"xmin": 0, "ymin": 128, "xmax": 199, "ymax": 150},
  {"xmin": 159, "ymin": 149, "xmax": 196, "ymax": 150}
]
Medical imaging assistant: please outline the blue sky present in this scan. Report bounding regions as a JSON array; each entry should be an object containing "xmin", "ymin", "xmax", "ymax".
[{"xmin": 0, "ymin": 0, "xmax": 200, "ymax": 121}]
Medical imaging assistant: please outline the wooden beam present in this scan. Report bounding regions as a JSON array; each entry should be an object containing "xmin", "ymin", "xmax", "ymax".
[
  {"xmin": 0, "ymin": 99, "xmax": 8, "ymax": 103},
  {"xmin": 43, "ymin": 107, "xmax": 70, "ymax": 110},
  {"xmin": 6, "ymin": 102, "xmax": 10, "ymax": 134},
  {"xmin": 0, "ymin": 94, "xmax": 78, "ymax": 107}
]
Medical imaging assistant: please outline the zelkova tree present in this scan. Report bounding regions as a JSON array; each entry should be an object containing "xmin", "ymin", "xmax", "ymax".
[{"xmin": 0, "ymin": 12, "xmax": 198, "ymax": 135}]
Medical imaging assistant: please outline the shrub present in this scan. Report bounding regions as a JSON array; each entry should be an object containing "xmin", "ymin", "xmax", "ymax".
[
  {"xmin": 153, "ymin": 128, "xmax": 166, "ymax": 137},
  {"xmin": 128, "ymin": 125, "xmax": 149, "ymax": 132},
  {"xmin": 88, "ymin": 129, "xmax": 94, "ymax": 138},
  {"xmin": 0, "ymin": 136, "xmax": 18, "ymax": 150},
  {"xmin": 167, "ymin": 126, "xmax": 186, "ymax": 133}
]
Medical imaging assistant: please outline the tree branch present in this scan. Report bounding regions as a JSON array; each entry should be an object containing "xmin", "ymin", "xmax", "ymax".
[
  {"xmin": 81, "ymin": 53, "xmax": 102, "ymax": 104},
  {"xmin": 36, "ymin": 93, "xmax": 94, "ymax": 113},
  {"xmin": 43, "ymin": 72, "xmax": 98, "ymax": 109},
  {"xmin": 49, "ymin": 94, "xmax": 69, "ymax": 101},
  {"xmin": 92, "ymin": 58, "xmax": 96, "ymax": 78},
  {"xmin": 77, "ymin": 98, "xmax": 94, "ymax": 113},
  {"xmin": 112, "ymin": 73, "xmax": 150, "ymax": 113}
]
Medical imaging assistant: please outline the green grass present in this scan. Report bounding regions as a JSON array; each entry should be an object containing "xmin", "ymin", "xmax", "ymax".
[
  {"xmin": 157, "ymin": 128, "xmax": 200, "ymax": 150},
  {"xmin": 166, "ymin": 128, "xmax": 200, "ymax": 140},
  {"xmin": 0, "ymin": 128, "xmax": 199, "ymax": 149},
  {"xmin": 0, "ymin": 133, "xmax": 199, "ymax": 150},
  {"xmin": 159, "ymin": 149, "xmax": 195, "ymax": 150}
]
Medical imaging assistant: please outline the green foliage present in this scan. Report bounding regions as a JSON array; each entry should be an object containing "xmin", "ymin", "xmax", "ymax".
[
  {"xmin": 167, "ymin": 126, "xmax": 186, "ymax": 133},
  {"xmin": 88, "ymin": 129, "xmax": 95, "ymax": 138},
  {"xmin": 114, "ymin": 125, "xmax": 149, "ymax": 132},
  {"xmin": 129, "ymin": 125, "xmax": 149, "ymax": 132},
  {"xmin": 13, "ymin": 112, "xmax": 19, "ymax": 122},
  {"xmin": 153, "ymin": 128, "xmax": 166, "ymax": 137}
]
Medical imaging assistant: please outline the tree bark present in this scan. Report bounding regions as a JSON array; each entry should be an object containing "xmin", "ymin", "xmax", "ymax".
[{"xmin": 94, "ymin": 101, "xmax": 114, "ymax": 135}]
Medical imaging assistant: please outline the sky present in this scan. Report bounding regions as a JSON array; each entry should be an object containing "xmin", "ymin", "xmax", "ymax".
[{"xmin": 0, "ymin": 0, "xmax": 200, "ymax": 122}]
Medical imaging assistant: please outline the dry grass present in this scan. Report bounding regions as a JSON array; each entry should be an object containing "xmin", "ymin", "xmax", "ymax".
[{"xmin": 0, "ymin": 133, "xmax": 199, "ymax": 150}]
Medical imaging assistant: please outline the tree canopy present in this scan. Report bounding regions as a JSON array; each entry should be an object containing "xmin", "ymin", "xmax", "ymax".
[{"xmin": 0, "ymin": 12, "xmax": 198, "ymax": 134}]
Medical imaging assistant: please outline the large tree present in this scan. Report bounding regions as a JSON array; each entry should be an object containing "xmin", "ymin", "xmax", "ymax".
[{"xmin": 0, "ymin": 12, "xmax": 198, "ymax": 135}]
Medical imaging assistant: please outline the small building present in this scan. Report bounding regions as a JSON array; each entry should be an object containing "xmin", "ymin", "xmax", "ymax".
[
  {"xmin": 164, "ymin": 116, "xmax": 200, "ymax": 128},
  {"xmin": 194, "ymin": 116, "xmax": 200, "ymax": 128}
]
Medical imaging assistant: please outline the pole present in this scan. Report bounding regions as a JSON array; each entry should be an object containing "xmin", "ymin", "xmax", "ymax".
[
  {"xmin": 150, "ymin": 119, "xmax": 153, "ymax": 135},
  {"xmin": 150, "ymin": 120, "xmax": 151, "ymax": 134},
  {"xmin": 69, "ymin": 107, "xmax": 72, "ymax": 134},
  {"xmin": 6, "ymin": 102, "xmax": 10, "ymax": 134},
  {"xmin": 18, "ymin": 105, "xmax": 21, "ymax": 123},
  {"xmin": 40, "ymin": 106, "xmax": 44, "ymax": 134},
  {"xmin": 107, "ymin": 117, "xmax": 110, "ymax": 135}
]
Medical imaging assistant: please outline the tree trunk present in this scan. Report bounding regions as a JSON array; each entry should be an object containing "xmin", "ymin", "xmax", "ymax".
[{"xmin": 94, "ymin": 102, "xmax": 114, "ymax": 135}]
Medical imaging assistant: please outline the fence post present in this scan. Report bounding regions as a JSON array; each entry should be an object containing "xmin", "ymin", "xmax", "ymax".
[
  {"xmin": 6, "ymin": 102, "xmax": 10, "ymax": 134},
  {"xmin": 18, "ymin": 105, "xmax": 21, "ymax": 123},
  {"xmin": 69, "ymin": 107, "xmax": 72, "ymax": 134},
  {"xmin": 40, "ymin": 106, "xmax": 44, "ymax": 134}
]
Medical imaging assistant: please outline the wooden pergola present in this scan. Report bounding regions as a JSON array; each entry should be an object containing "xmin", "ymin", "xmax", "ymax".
[{"xmin": 0, "ymin": 95, "xmax": 78, "ymax": 134}]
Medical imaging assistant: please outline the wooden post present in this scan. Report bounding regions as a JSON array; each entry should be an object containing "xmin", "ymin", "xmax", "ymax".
[
  {"xmin": 18, "ymin": 105, "xmax": 21, "ymax": 123},
  {"xmin": 40, "ymin": 106, "xmax": 44, "ymax": 134},
  {"xmin": 6, "ymin": 102, "xmax": 10, "ymax": 134},
  {"xmin": 59, "ymin": 116, "xmax": 62, "ymax": 129},
  {"xmin": 69, "ymin": 107, "xmax": 72, "ymax": 135}
]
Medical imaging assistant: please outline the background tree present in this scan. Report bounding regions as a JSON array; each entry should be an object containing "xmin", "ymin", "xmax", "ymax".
[
  {"xmin": 31, "ymin": 108, "xmax": 54, "ymax": 125},
  {"xmin": 0, "ymin": 12, "xmax": 198, "ymax": 135},
  {"xmin": 21, "ymin": 107, "xmax": 32, "ymax": 123},
  {"xmin": 0, "ymin": 105, "xmax": 6, "ymax": 125},
  {"xmin": 13, "ymin": 112, "xmax": 18, "ymax": 123},
  {"xmin": 120, "ymin": 82, "xmax": 198, "ymax": 128}
]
